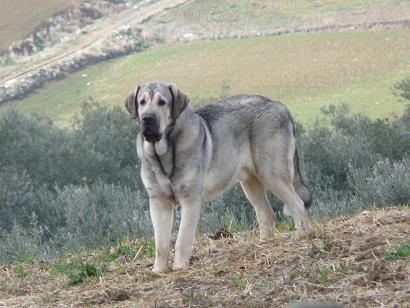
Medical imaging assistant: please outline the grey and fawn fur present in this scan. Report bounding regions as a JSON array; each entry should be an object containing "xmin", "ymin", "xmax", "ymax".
[{"xmin": 125, "ymin": 81, "xmax": 311, "ymax": 273}]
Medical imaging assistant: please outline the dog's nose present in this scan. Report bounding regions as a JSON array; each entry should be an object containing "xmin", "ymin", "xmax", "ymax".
[{"xmin": 141, "ymin": 113, "xmax": 156, "ymax": 124}]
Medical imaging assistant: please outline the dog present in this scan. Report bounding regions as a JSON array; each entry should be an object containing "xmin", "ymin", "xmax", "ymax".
[{"xmin": 125, "ymin": 81, "xmax": 311, "ymax": 273}]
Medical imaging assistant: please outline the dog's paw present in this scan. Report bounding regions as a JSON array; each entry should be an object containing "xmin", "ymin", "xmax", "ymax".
[
  {"xmin": 259, "ymin": 234, "xmax": 275, "ymax": 242},
  {"xmin": 172, "ymin": 261, "xmax": 190, "ymax": 271},
  {"xmin": 152, "ymin": 264, "xmax": 171, "ymax": 274},
  {"xmin": 259, "ymin": 228, "xmax": 275, "ymax": 242},
  {"xmin": 295, "ymin": 226, "xmax": 312, "ymax": 240}
]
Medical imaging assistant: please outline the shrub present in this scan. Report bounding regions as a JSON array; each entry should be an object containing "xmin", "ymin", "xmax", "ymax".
[
  {"xmin": 52, "ymin": 182, "xmax": 151, "ymax": 249},
  {"xmin": 0, "ymin": 214, "xmax": 53, "ymax": 263},
  {"xmin": 393, "ymin": 76, "xmax": 410, "ymax": 101},
  {"xmin": 0, "ymin": 109, "xmax": 69, "ymax": 187},
  {"xmin": 0, "ymin": 166, "xmax": 35, "ymax": 231},
  {"xmin": 70, "ymin": 99, "xmax": 141, "ymax": 188},
  {"xmin": 0, "ymin": 102, "xmax": 140, "ymax": 189},
  {"xmin": 350, "ymin": 157, "xmax": 410, "ymax": 207}
]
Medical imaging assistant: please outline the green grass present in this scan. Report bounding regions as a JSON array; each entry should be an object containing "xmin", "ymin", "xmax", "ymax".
[
  {"xmin": 276, "ymin": 219, "xmax": 296, "ymax": 232},
  {"xmin": 45, "ymin": 237, "xmax": 157, "ymax": 287},
  {"xmin": 310, "ymin": 267, "xmax": 332, "ymax": 285},
  {"xmin": 225, "ymin": 210, "xmax": 251, "ymax": 233},
  {"xmin": 10, "ymin": 30, "xmax": 410, "ymax": 127},
  {"xmin": 13, "ymin": 264, "xmax": 25, "ymax": 279},
  {"xmin": 232, "ymin": 276, "xmax": 248, "ymax": 290},
  {"xmin": 383, "ymin": 241, "xmax": 410, "ymax": 260},
  {"xmin": 51, "ymin": 260, "xmax": 101, "ymax": 286},
  {"xmin": 67, "ymin": 262, "xmax": 101, "ymax": 286}
]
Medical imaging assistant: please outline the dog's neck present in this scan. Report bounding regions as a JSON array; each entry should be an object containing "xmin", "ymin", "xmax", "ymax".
[
  {"xmin": 142, "ymin": 107, "xmax": 208, "ymax": 175},
  {"xmin": 174, "ymin": 108, "xmax": 203, "ymax": 147}
]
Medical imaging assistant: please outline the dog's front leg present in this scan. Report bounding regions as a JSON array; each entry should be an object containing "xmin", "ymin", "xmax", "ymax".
[
  {"xmin": 150, "ymin": 196, "xmax": 174, "ymax": 273},
  {"xmin": 173, "ymin": 198, "xmax": 202, "ymax": 270}
]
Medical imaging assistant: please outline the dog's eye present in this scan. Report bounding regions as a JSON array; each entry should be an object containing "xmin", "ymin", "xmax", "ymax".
[
  {"xmin": 158, "ymin": 100, "xmax": 166, "ymax": 106},
  {"xmin": 139, "ymin": 100, "xmax": 146, "ymax": 106}
]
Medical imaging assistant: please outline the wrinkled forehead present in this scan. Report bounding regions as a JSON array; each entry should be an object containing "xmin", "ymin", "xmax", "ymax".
[{"xmin": 137, "ymin": 82, "xmax": 172, "ymax": 101}]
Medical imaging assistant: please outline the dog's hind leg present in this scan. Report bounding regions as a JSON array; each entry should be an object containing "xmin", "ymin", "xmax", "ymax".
[
  {"xmin": 265, "ymin": 177, "xmax": 309, "ymax": 236},
  {"xmin": 241, "ymin": 175, "xmax": 276, "ymax": 241},
  {"xmin": 256, "ymin": 129, "xmax": 310, "ymax": 236}
]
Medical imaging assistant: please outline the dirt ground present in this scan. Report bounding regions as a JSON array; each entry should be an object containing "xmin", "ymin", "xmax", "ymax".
[{"xmin": 1, "ymin": 207, "xmax": 409, "ymax": 307}]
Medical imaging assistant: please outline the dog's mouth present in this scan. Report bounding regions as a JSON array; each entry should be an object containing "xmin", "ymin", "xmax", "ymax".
[{"xmin": 142, "ymin": 127, "xmax": 162, "ymax": 143}]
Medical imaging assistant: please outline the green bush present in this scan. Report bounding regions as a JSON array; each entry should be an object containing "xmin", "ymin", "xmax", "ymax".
[
  {"xmin": 350, "ymin": 157, "xmax": 410, "ymax": 206},
  {"xmin": 394, "ymin": 76, "xmax": 410, "ymax": 101},
  {"xmin": 0, "ymin": 101, "xmax": 139, "ymax": 189},
  {"xmin": 52, "ymin": 182, "xmax": 151, "ymax": 248},
  {"xmin": 69, "ymin": 100, "xmax": 141, "ymax": 188},
  {"xmin": 0, "ymin": 166, "xmax": 35, "ymax": 231},
  {"xmin": 0, "ymin": 109, "xmax": 69, "ymax": 187}
]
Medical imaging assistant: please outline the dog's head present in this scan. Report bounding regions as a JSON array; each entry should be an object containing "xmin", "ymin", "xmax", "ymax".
[{"xmin": 125, "ymin": 81, "xmax": 189, "ymax": 143}]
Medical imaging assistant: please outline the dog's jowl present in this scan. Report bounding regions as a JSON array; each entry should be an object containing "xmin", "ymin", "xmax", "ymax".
[{"xmin": 125, "ymin": 81, "xmax": 311, "ymax": 273}]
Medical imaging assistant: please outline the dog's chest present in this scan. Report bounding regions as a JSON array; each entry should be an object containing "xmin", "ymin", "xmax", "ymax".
[{"xmin": 143, "ymin": 146, "xmax": 175, "ymax": 198}]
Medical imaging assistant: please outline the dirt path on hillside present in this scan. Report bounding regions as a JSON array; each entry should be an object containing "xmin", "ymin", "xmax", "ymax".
[{"xmin": 0, "ymin": 0, "xmax": 190, "ymax": 85}]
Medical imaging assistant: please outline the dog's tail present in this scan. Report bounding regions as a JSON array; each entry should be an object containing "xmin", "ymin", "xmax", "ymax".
[
  {"xmin": 292, "ymin": 148, "xmax": 312, "ymax": 209},
  {"xmin": 289, "ymin": 117, "xmax": 312, "ymax": 209}
]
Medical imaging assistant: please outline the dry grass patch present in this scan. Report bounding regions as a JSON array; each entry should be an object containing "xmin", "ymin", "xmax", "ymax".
[{"xmin": 0, "ymin": 207, "xmax": 409, "ymax": 307}]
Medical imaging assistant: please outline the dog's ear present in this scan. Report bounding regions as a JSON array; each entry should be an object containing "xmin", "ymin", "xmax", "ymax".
[
  {"xmin": 168, "ymin": 83, "xmax": 189, "ymax": 120},
  {"xmin": 124, "ymin": 86, "xmax": 140, "ymax": 120}
]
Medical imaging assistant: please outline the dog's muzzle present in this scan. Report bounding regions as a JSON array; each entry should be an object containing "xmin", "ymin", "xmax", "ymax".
[{"xmin": 141, "ymin": 114, "xmax": 162, "ymax": 143}]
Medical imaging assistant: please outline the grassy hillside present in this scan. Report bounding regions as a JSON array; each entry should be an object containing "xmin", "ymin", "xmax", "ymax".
[
  {"xmin": 171, "ymin": 0, "xmax": 410, "ymax": 26},
  {"xmin": 0, "ymin": 0, "xmax": 81, "ymax": 52},
  {"xmin": 1, "ymin": 207, "xmax": 409, "ymax": 307},
  {"xmin": 151, "ymin": 0, "xmax": 410, "ymax": 38},
  {"xmin": 12, "ymin": 30, "xmax": 410, "ymax": 127}
]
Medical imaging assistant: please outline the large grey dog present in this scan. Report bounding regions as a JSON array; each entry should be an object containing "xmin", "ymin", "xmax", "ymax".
[{"xmin": 125, "ymin": 81, "xmax": 311, "ymax": 273}]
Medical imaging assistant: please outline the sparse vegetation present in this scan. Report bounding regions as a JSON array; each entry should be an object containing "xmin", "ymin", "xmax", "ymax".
[
  {"xmin": 383, "ymin": 241, "xmax": 410, "ymax": 260},
  {"xmin": 13, "ymin": 264, "xmax": 25, "ymax": 279},
  {"xmin": 276, "ymin": 219, "xmax": 296, "ymax": 232},
  {"xmin": 232, "ymin": 276, "xmax": 247, "ymax": 290},
  {"xmin": 310, "ymin": 267, "xmax": 332, "ymax": 285},
  {"xmin": 66, "ymin": 262, "xmax": 101, "ymax": 286}
]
